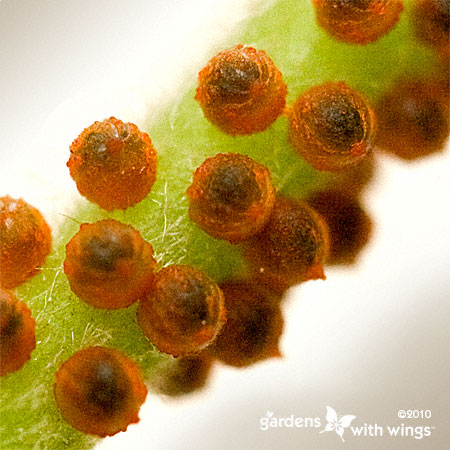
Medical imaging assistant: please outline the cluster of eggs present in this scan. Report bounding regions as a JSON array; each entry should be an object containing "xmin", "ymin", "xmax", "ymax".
[{"xmin": 1, "ymin": 0, "xmax": 448, "ymax": 441}]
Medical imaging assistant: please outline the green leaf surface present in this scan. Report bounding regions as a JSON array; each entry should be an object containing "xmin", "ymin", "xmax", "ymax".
[{"xmin": 0, "ymin": 0, "xmax": 437, "ymax": 449}]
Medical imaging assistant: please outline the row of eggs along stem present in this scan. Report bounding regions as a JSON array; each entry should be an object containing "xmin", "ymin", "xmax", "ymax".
[{"xmin": 1, "ymin": 0, "xmax": 449, "ymax": 437}]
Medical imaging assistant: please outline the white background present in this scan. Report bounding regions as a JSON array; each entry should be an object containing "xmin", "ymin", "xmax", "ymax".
[{"xmin": 1, "ymin": 1, "xmax": 449, "ymax": 449}]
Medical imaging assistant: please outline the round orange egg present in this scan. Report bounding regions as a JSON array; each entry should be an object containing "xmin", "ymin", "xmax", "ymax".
[
  {"xmin": 243, "ymin": 196, "xmax": 329, "ymax": 288},
  {"xmin": 0, "ymin": 196, "xmax": 52, "ymax": 289},
  {"xmin": 67, "ymin": 117, "xmax": 157, "ymax": 210},
  {"xmin": 64, "ymin": 219, "xmax": 157, "ymax": 309},
  {"xmin": 137, "ymin": 265, "xmax": 226, "ymax": 357},
  {"xmin": 209, "ymin": 279, "xmax": 284, "ymax": 368},
  {"xmin": 187, "ymin": 153, "xmax": 276, "ymax": 243},
  {"xmin": 313, "ymin": 0, "xmax": 404, "ymax": 45},
  {"xmin": 195, "ymin": 44, "xmax": 287, "ymax": 135},
  {"xmin": 289, "ymin": 82, "xmax": 374, "ymax": 172},
  {"xmin": 375, "ymin": 79, "xmax": 450, "ymax": 160},
  {"xmin": 54, "ymin": 347, "xmax": 147, "ymax": 437},
  {"xmin": 413, "ymin": 0, "xmax": 449, "ymax": 59},
  {"xmin": 307, "ymin": 189, "xmax": 373, "ymax": 266},
  {"xmin": 0, "ymin": 288, "xmax": 36, "ymax": 376}
]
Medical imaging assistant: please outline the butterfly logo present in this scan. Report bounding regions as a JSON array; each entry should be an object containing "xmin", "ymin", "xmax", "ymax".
[{"xmin": 319, "ymin": 406, "xmax": 356, "ymax": 442}]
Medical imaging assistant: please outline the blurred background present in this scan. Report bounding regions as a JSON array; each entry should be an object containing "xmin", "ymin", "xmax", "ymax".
[{"xmin": 1, "ymin": 1, "xmax": 449, "ymax": 449}]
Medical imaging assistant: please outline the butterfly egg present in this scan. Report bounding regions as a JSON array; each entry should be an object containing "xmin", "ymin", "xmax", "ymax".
[
  {"xmin": 412, "ymin": 0, "xmax": 450, "ymax": 60},
  {"xmin": 312, "ymin": 0, "xmax": 404, "ymax": 45},
  {"xmin": 209, "ymin": 279, "xmax": 283, "ymax": 368},
  {"xmin": 195, "ymin": 44, "xmax": 287, "ymax": 135},
  {"xmin": 53, "ymin": 347, "xmax": 147, "ymax": 437},
  {"xmin": 137, "ymin": 265, "xmax": 226, "ymax": 357},
  {"xmin": 148, "ymin": 353, "xmax": 214, "ymax": 397},
  {"xmin": 0, "ymin": 196, "xmax": 52, "ymax": 289},
  {"xmin": 374, "ymin": 78, "xmax": 450, "ymax": 160},
  {"xmin": 64, "ymin": 219, "xmax": 157, "ymax": 309},
  {"xmin": 0, "ymin": 289, "xmax": 36, "ymax": 376},
  {"xmin": 243, "ymin": 196, "xmax": 329, "ymax": 287},
  {"xmin": 187, "ymin": 153, "xmax": 276, "ymax": 243},
  {"xmin": 288, "ymin": 82, "xmax": 374, "ymax": 172},
  {"xmin": 67, "ymin": 117, "xmax": 157, "ymax": 211},
  {"xmin": 307, "ymin": 189, "xmax": 373, "ymax": 266}
]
